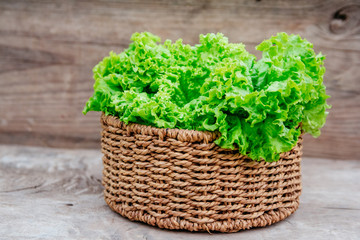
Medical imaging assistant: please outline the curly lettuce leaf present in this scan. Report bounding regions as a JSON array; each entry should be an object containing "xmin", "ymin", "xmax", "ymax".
[{"xmin": 83, "ymin": 32, "xmax": 330, "ymax": 161}]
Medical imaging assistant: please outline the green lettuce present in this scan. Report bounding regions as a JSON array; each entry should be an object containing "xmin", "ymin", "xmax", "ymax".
[{"xmin": 83, "ymin": 32, "xmax": 330, "ymax": 161}]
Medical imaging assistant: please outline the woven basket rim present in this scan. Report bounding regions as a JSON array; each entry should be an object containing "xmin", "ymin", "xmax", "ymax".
[
  {"xmin": 101, "ymin": 113, "xmax": 221, "ymax": 143},
  {"xmin": 101, "ymin": 113, "xmax": 302, "ymax": 153}
]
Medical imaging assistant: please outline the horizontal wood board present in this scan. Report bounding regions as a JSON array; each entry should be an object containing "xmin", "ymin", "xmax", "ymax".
[{"xmin": 0, "ymin": 145, "xmax": 359, "ymax": 238}]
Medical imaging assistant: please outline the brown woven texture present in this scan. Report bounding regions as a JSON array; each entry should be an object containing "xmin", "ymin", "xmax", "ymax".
[{"xmin": 101, "ymin": 114, "xmax": 303, "ymax": 232}]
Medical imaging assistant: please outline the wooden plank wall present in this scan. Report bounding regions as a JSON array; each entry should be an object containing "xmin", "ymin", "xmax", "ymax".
[{"xmin": 0, "ymin": 0, "xmax": 359, "ymax": 160}]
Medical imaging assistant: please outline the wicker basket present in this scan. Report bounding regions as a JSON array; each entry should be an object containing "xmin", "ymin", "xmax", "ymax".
[{"xmin": 100, "ymin": 114, "xmax": 302, "ymax": 232}]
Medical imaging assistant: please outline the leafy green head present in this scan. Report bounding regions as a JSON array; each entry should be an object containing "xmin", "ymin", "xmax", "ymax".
[{"xmin": 84, "ymin": 32, "xmax": 330, "ymax": 162}]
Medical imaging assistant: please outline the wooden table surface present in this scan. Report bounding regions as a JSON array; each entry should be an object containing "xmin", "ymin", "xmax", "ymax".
[{"xmin": 0, "ymin": 145, "xmax": 359, "ymax": 240}]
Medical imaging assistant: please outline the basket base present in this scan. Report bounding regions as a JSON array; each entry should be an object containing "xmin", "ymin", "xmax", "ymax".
[{"xmin": 104, "ymin": 194, "xmax": 299, "ymax": 233}]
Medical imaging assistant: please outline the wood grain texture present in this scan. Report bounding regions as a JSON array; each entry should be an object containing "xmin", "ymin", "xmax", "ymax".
[
  {"xmin": 0, "ymin": 0, "xmax": 359, "ymax": 159},
  {"xmin": 0, "ymin": 145, "xmax": 359, "ymax": 239}
]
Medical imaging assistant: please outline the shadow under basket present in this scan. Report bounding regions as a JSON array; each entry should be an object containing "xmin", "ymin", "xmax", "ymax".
[{"xmin": 100, "ymin": 114, "xmax": 303, "ymax": 233}]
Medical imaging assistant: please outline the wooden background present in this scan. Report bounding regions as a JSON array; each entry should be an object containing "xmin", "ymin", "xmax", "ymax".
[{"xmin": 0, "ymin": 0, "xmax": 359, "ymax": 160}]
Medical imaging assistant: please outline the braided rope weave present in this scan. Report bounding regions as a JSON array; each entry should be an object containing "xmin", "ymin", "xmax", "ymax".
[{"xmin": 101, "ymin": 114, "xmax": 302, "ymax": 232}]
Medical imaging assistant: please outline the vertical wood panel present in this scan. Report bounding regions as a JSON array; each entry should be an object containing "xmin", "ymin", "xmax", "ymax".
[{"xmin": 0, "ymin": 0, "xmax": 359, "ymax": 159}]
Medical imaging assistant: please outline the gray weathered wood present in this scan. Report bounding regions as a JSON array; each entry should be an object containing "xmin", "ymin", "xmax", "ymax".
[
  {"xmin": 0, "ymin": 145, "xmax": 359, "ymax": 239},
  {"xmin": 0, "ymin": 0, "xmax": 359, "ymax": 159}
]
